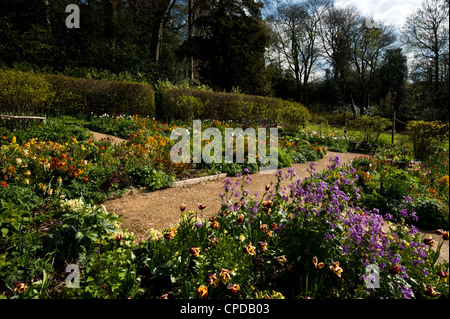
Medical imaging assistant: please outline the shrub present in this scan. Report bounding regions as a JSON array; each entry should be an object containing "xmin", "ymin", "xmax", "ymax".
[
  {"xmin": 44, "ymin": 74, "xmax": 155, "ymax": 117},
  {"xmin": 350, "ymin": 115, "xmax": 391, "ymax": 145},
  {"xmin": 406, "ymin": 120, "xmax": 449, "ymax": 161},
  {"xmin": 277, "ymin": 101, "xmax": 311, "ymax": 133},
  {"xmin": 0, "ymin": 69, "xmax": 55, "ymax": 130},
  {"xmin": 160, "ymin": 87, "xmax": 282, "ymax": 126},
  {"xmin": 127, "ymin": 166, "xmax": 175, "ymax": 191}
]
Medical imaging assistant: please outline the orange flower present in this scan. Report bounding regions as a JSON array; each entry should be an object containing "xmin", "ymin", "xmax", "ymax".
[
  {"xmin": 219, "ymin": 269, "xmax": 231, "ymax": 285},
  {"xmin": 329, "ymin": 261, "xmax": 343, "ymax": 278},
  {"xmin": 205, "ymin": 273, "xmax": 220, "ymax": 288},
  {"xmin": 190, "ymin": 247, "xmax": 201, "ymax": 256},
  {"xmin": 1, "ymin": 181, "xmax": 8, "ymax": 188},
  {"xmin": 14, "ymin": 282, "xmax": 27, "ymax": 293},
  {"xmin": 197, "ymin": 285, "xmax": 208, "ymax": 299},
  {"xmin": 243, "ymin": 242, "xmax": 256, "ymax": 255},
  {"xmin": 276, "ymin": 255, "xmax": 287, "ymax": 264},
  {"xmin": 211, "ymin": 221, "xmax": 220, "ymax": 229},
  {"xmin": 227, "ymin": 283, "xmax": 240, "ymax": 294},
  {"xmin": 312, "ymin": 256, "xmax": 324, "ymax": 269},
  {"xmin": 258, "ymin": 241, "xmax": 268, "ymax": 252}
]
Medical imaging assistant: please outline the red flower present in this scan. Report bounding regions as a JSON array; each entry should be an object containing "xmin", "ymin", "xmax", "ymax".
[
  {"xmin": 312, "ymin": 256, "xmax": 324, "ymax": 269},
  {"xmin": 423, "ymin": 237, "xmax": 435, "ymax": 247},
  {"xmin": 438, "ymin": 268, "xmax": 449, "ymax": 278},
  {"xmin": 423, "ymin": 285, "xmax": 440, "ymax": 298},
  {"xmin": 180, "ymin": 204, "xmax": 187, "ymax": 212},
  {"xmin": 1, "ymin": 181, "xmax": 8, "ymax": 188},
  {"xmin": 227, "ymin": 283, "xmax": 240, "ymax": 294},
  {"xmin": 190, "ymin": 247, "xmax": 201, "ymax": 256},
  {"xmin": 389, "ymin": 264, "xmax": 401, "ymax": 275},
  {"xmin": 197, "ymin": 204, "xmax": 206, "ymax": 210}
]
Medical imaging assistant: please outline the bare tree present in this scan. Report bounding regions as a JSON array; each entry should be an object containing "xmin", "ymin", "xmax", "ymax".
[
  {"xmin": 402, "ymin": 0, "xmax": 449, "ymax": 116},
  {"xmin": 269, "ymin": 0, "xmax": 332, "ymax": 104}
]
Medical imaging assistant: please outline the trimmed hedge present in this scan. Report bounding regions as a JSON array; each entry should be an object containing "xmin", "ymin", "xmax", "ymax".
[
  {"xmin": 0, "ymin": 69, "xmax": 155, "ymax": 117},
  {"xmin": 45, "ymin": 74, "xmax": 155, "ymax": 117},
  {"xmin": 161, "ymin": 87, "xmax": 307, "ymax": 126}
]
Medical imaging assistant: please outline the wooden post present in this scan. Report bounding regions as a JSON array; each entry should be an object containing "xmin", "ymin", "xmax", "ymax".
[{"xmin": 392, "ymin": 110, "xmax": 396, "ymax": 144}]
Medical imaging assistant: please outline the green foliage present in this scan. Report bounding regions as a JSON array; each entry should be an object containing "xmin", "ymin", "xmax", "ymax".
[
  {"xmin": 44, "ymin": 74, "xmax": 155, "ymax": 117},
  {"xmin": 406, "ymin": 120, "xmax": 449, "ymax": 161},
  {"xmin": 277, "ymin": 101, "xmax": 311, "ymax": 133},
  {"xmin": 0, "ymin": 69, "xmax": 54, "ymax": 130},
  {"xmin": 278, "ymin": 149, "xmax": 293, "ymax": 168},
  {"xmin": 161, "ymin": 87, "xmax": 282, "ymax": 125},
  {"xmin": 350, "ymin": 115, "xmax": 392, "ymax": 145},
  {"xmin": 127, "ymin": 166, "xmax": 174, "ymax": 191}
]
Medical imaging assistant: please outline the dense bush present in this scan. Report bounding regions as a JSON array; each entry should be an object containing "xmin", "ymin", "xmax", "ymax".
[
  {"xmin": 350, "ymin": 115, "xmax": 392, "ymax": 145},
  {"xmin": 160, "ymin": 87, "xmax": 284, "ymax": 126},
  {"xmin": 0, "ymin": 70, "xmax": 155, "ymax": 118},
  {"xmin": 277, "ymin": 101, "xmax": 311, "ymax": 133},
  {"xmin": 44, "ymin": 74, "xmax": 155, "ymax": 117},
  {"xmin": 406, "ymin": 120, "xmax": 449, "ymax": 161},
  {"xmin": 0, "ymin": 69, "xmax": 55, "ymax": 130}
]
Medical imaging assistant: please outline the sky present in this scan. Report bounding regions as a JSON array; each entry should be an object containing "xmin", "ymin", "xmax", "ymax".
[{"xmin": 334, "ymin": 0, "xmax": 424, "ymax": 30}]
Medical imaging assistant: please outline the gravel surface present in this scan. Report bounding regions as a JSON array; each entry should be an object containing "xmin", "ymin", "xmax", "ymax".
[{"xmin": 94, "ymin": 132, "xmax": 449, "ymax": 264}]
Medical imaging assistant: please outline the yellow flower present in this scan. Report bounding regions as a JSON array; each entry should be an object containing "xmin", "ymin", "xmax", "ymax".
[
  {"xmin": 219, "ymin": 269, "xmax": 231, "ymax": 285},
  {"xmin": 243, "ymin": 242, "xmax": 256, "ymax": 255},
  {"xmin": 197, "ymin": 285, "xmax": 208, "ymax": 299}
]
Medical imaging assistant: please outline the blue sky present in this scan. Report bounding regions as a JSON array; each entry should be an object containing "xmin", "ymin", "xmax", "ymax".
[{"xmin": 334, "ymin": 0, "xmax": 423, "ymax": 30}]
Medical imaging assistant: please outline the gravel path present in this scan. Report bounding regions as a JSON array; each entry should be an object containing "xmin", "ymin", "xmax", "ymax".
[
  {"xmin": 93, "ymin": 132, "xmax": 448, "ymax": 264},
  {"xmin": 103, "ymin": 151, "xmax": 359, "ymax": 241}
]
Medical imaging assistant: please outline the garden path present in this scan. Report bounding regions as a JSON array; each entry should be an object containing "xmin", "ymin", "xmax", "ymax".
[{"xmin": 92, "ymin": 132, "xmax": 449, "ymax": 263}]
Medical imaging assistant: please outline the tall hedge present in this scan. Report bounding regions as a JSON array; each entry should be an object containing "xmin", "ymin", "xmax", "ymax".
[
  {"xmin": 0, "ymin": 69, "xmax": 155, "ymax": 117},
  {"xmin": 161, "ymin": 87, "xmax": 303, "ymax": 126},
  {"xmin": 44, "ymin": 74, "xmax": 155, "ymax": 117}
]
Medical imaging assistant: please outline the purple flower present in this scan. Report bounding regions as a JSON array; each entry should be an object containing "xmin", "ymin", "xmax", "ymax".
[
  {"xmin": 405, "ymin": 195, "xmax": 412, "ymax": 203},
  {"xmin": 399, "ymin": 209, "xmax": 408, "ymax": 217}
]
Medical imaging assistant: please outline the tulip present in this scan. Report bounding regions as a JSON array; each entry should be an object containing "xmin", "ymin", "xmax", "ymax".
[
  {"xmin": 209, "ymin": 236, "xmax": 219, "ymax": 247},
  {"xmin": 219, "ymin": 269, "xmax": 231, "ymax": 285},
  {"xmin": 438, "ymin": 268, "xmax": 449, "ymax": 278},
  {"xmin": 211, "ymin": 221, "xmax": 220, "ymax": 229},
  {"xmin": 265, "ymin": 184, "xmax": 270, "ymax": 191},
  {"xmin": 190, "ymin": 247, "xmax": 201, "ymax": 257},
  {"xmin": 312, "ymin": 256, "xmax": 324, "ymax": 269},
  {"xmin": 14, "ymin": 282, "xmax": 27, "ymax": 293},
  {"xmin": 389, "ymin": 264, "xmax": 401, "ymax": 275},
  {"xmin": 236, "ymin": 214, "xmax": 244, "ymax": 223},
  {"xmin": 205, "ymin": 273, "xmax": 219, "ymax": 288},
  {"xmin": 197, "ymin": 285, "xmax": 208, "ymax": 299},
  {"xmin": 423, "ymin": 237, "xmax": 435, "ymax": 247},
  {"xmin": 443, "ymin": 231, "xmax": 449, "ymax": 240},
  {"xmin": 243, "ymin": 242, "xmax": 256, "ymax": 255},
  {"xmin": 258, "ymin": 241, "xmax": 268, "ymax": 252},
  {"xmin": 423, "ymin": 285, "xmax": 440, "ymax": 298},
  {"xmin": 227, "ymin": 283, "xmax": 240, "ymax": 294},
  {"xmin": 329, "ymin": 261, "xmax": 343, "ymax": 278},
  {"xmin": 180, "ymin": 204, "xmax": 187, "ymax": 212},
  {"xmin": 197, "ymin": 204, "xmax": 206, "ymax": 210},
  {"xmin": 164, "ymin": 232, "xmax": 175, "ymax": 240},
  {"xmin": 276, "ymin": 255, "xmax": 287, "ymax": 264}
]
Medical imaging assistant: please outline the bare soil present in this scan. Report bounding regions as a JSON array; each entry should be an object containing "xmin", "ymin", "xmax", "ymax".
[{"xmin": 92, "ymin": 132, "xmax": 449, "ymax": 264}]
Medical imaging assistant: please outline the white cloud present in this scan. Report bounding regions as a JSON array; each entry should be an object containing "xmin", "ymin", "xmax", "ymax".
[{"xmin": 334, "ymin": 0, "xmax": 423, "ymax": 29}]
